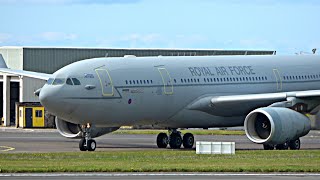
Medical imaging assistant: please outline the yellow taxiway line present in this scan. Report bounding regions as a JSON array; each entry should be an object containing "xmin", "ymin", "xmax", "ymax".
[{"xmin": 0, "ymin": 146, "xmax": 15, "ymax": 152}]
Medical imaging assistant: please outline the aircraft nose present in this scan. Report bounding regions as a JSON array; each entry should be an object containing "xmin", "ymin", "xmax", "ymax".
[{"xmin": 39, "ymin": 85, "xmax": 60, "ymax": 111}]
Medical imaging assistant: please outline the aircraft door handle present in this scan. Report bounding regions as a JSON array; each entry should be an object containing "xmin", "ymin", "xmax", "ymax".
[{"xmin": 85, "ymin": 85, "xmax": 96, "ymax": 90}]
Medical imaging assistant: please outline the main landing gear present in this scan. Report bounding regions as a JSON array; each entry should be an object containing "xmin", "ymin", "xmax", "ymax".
[
  {"xmin": 156, "ymin": 129, "xmax": 195, "ymax": 149},
  {"xmin": 79, "ymin": 123, "xmax": 96, "ymax": 151},
  {"xmin": 263, "ymin": 138, "xmax": 301, "ymax": 150}
]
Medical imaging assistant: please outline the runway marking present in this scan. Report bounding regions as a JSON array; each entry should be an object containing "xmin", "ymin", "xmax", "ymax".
[
  {"xmin": 0, "ymin": 146, "xmax": 15, "ymax": 152},
  {"xmin": 0, "ymin": 173, "xmax": 320, "ymax": 177}
]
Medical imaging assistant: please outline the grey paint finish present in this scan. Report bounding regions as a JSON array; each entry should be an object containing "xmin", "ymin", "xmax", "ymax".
[{"xmin": 37, "ymin": 55, "xmax": 320, "ymax": 129}]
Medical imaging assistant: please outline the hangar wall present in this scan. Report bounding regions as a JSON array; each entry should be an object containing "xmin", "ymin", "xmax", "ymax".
[
  {"xmin": 0, "ymin": 47, "xmax": 23, "ymax": 70},
  {"xmin": 21, "ymin": 77, "xmax": 46, "ymax": 102},
  {"xmin": 21, "ymin": 47, "xmax": 275, "ymax": 74}
]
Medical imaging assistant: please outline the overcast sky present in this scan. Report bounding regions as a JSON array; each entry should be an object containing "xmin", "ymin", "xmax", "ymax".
[{"xmin": 0, "ymin": 0, "xmax": 319, "ymax": 54}]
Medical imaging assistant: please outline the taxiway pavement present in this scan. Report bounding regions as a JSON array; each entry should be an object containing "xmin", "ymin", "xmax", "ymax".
[{"xmin": 0, "ymin": 128, "xmax": 319, "ymax": 153}]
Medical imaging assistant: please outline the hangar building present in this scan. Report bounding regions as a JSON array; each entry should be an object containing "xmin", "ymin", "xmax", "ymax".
[{"xmin": 0, "ymin": 46, "xmax": 275, "ymax": 126}]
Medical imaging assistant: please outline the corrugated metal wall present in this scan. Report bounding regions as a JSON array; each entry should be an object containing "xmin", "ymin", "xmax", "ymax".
[
  {"xmin": 0, "ymin": 47, "xmax": 23, "ymax": 70},
  {"xmin": 23, "ymin": 48, "xmax": 275, "ymax": 74},
  {"xmin": 21, "ymin": 77, "xmax": 45, "ymax": 102}
]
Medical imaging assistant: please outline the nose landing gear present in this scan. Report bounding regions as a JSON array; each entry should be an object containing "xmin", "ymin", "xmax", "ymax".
[
  {"xmin": 156, "ymin": 129, "xmax": 194, "ymax": 149},
  {"xmin": 79, "ymin": 123, "xmax": 96, "ymax": 151}
]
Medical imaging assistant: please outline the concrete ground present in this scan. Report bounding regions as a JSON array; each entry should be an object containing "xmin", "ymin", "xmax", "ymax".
[{"xmin": 0, "ymin": 128, "xmax": 319, "ymax": 152}]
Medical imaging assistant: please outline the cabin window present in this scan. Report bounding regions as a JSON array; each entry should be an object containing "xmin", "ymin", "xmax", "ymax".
[
  {"xmin": 52, "ymin": 78, "xmax": 66, "ymax": 85},
  {"xmin": 72, "ymin": 78, "xmax": 81, "ymax": 85},
  {"xmin": 66, "ymin": 78, "xmax": 73, "ymax": 85},
  {"xmin": 47, "ymin": 78, "xmax": 54, "ymax": 85}
]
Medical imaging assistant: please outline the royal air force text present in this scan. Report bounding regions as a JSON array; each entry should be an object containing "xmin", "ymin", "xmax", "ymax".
[{"xmin": 188, "ymin": 66, "xmax": 255, "ymax": 77}]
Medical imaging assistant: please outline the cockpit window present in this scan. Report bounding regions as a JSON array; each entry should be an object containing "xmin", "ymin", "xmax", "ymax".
[
  {"xmin": 72, "ymin": 78, "xmax": 81, "ymax": 85},
  {"xmin": 47, "ymin": 78, "xmax": 54, "ymax": 85},
  {"xmin": 66, "ymin": 78, "xmax": 73, "ymax": 85},
  {"xmin": 52, "ymin": 78, "xmax": 66, "ymax": 85}
]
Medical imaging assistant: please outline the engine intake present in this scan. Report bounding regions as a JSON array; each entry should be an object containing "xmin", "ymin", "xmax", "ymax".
[
  {"xmin": 55, "ymin": 117, "xmax": 119, "ymax": 139},
  {"xmin": 244, "ymin": 107, "xmax": 311, "ymax": 145}
]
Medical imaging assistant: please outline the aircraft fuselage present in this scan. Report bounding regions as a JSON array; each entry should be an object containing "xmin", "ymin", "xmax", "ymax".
[{"xmin": 39, "ymin": 55, "xmax": 320, "ymax": 128}]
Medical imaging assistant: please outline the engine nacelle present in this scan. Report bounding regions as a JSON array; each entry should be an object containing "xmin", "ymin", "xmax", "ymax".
[
  {"xmin": 244, "ymin": 107, "xmax": 311, "ymax": 145},
  {"xmin": 55, "ymin": 117, "xmax": 119, "ymax": 139}
]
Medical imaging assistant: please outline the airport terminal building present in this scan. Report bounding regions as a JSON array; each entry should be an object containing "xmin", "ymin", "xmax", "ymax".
[{"xmin": 0, "ymin": 46, "xmax": 275, "ymax": 127}]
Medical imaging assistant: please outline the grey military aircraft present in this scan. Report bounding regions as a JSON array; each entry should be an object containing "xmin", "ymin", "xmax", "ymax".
[{"xmin": 0, "ymin": 54, "xmax": 318, "ymax": 151}]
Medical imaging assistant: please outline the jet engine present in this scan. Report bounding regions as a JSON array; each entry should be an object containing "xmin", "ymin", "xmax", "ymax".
[
  {"xmin": 55, "ymin": 117, "xmax": 119, "ymax": 139},
  {"xmin": 244, "ymin": 107, "xmax": 311, "ymax": 145}
]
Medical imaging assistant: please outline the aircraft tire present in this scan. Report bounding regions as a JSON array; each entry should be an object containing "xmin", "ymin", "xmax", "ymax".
[
  {"xmin": 289, "ymin": 139, "xmax": 300, "ymax": 150},
  {"xmin": 169, "ymin": 133, "xmax": 182, "ymax": 149},
  {"xmin": 79, "ymin": 138, "xmax": 87, "ymax": 151},
  {"xmin": 275, "ymin": 142, "xmax": 289, "ymax": 150},
  {"xmin": 156, "ymin": 133, "xmax": 168, "ymax": 148},
  {"xmin": 87, "ymin": 139, "xmax": 96, "ymax": 151},
  {"xmin": 183, "ymin": 133, "xmax": 194, "ymax": 149},
  {"xmin": 263, "ymin": 144, "xmax": 274, "ymax": 150}
]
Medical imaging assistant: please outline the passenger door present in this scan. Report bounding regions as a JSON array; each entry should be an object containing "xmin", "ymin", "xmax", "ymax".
[
  {"xmin": 95, "ymin": 69, "xmax": 114, "ymax": 96},
  {"xmin": 158, "ymin": 67, "xmax": 173, "ymax": 95}
]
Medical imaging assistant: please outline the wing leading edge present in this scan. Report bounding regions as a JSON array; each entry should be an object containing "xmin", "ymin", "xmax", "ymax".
[
  {"xmin": 188, "ymin": 90, "xmax": 320, "ymax": 117},
  {"xmin": 0, "ymin": 54, "xmax": 51, "ymax": 80}
]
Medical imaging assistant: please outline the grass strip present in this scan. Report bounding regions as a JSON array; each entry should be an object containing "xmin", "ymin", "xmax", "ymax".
[
  {"xmin": 112, "ymin": 129, "xmax": 245, "ymax": 135},
  {"xmin": 0, "ymin": 150, "xmax": 319, "ymax": 173}
]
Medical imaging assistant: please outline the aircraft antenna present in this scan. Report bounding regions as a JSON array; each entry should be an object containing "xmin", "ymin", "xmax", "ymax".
[{"xmin": 312, "ymin": 48, "xmax": 317, "ymax": 54}]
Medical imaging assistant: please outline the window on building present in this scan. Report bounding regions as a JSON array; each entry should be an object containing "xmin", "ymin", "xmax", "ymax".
[{"xmin": 35, "ymin": 110, "xmax": 43, "ymax": 117}]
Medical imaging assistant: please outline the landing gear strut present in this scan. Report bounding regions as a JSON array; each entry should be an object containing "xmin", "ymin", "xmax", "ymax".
[
  {"xmin": 156, "ymin": 129, "xmax": 194, "ymax": 149},
  {"xmin": 79, "ymin": 123, "xmax": 96, "ymax": 151}
]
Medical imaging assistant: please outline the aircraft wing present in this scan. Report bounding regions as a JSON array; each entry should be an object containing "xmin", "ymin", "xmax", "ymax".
[
  {"xmin": 0, "ymin": 54, "xmax": 51, "ymax": 80},
  {"xmin": 188, "ymin": 90, "xmax": 320, "ymax": 117}
]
